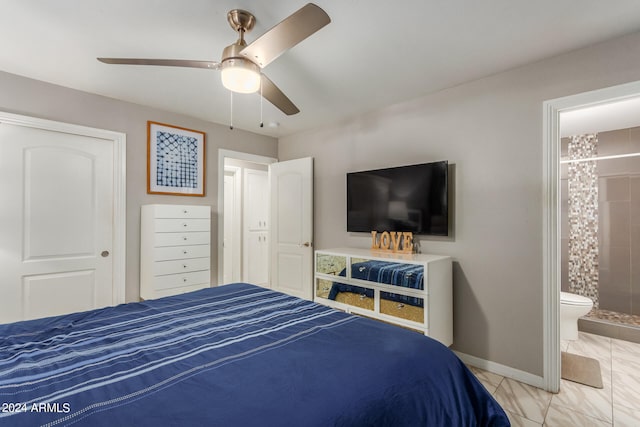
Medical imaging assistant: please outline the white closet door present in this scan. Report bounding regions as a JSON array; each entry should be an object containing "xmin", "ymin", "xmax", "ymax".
[
  {"xmin": 244, "ymin": 169, "xmax": 268, "ymax": 230},
  {"xmin": 0, "ymin": 122, "xmax": 116, "ymax": 323},
  {"xmin": 245, "ymin": 231, "xmax": 269, "ymax": 286},
  {"xmin": 243, "ymin": 168, "xmax": 269, "ymax": 286}
]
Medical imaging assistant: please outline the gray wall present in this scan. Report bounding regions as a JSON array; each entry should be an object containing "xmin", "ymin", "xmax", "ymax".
[
  {"xmin": 0, "ymin": 70, "xmax": 278, "ymax": 303},
  {"xmin": 279, "ymin": 30, "xmax": 640, "ymax": 376}
]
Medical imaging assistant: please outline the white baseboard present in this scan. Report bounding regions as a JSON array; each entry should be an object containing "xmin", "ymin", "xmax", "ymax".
[{"xmin": 454, "ymin": 351, "xmax": 545, "ymax": 390}]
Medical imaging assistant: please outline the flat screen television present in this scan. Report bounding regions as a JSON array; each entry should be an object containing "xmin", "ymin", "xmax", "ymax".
[{"xmin": 347, "ymin": 161, "xmax": 448, "ymax": 235}]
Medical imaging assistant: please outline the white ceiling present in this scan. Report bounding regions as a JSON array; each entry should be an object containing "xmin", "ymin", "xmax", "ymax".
[
  {"xmin": 560, "ymin": 96, "xmax": 640, "ymax": 137},
  {"xmin": 3, "ymin": 1, "xmax": 640, "ymax": 138}
]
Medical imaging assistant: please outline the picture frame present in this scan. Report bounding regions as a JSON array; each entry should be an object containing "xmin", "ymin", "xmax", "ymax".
[{"xmin": 147, "ymin": 121, "xmax": 206, "ymax": 196}]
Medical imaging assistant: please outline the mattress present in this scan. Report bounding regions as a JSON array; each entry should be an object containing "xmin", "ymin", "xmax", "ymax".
[{"xmin": 0, "ymin": 283, "xmax": 509, "ymax": 426}]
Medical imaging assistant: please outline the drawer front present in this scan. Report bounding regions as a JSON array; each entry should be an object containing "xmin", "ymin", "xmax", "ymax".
[
  {"xmin": 154, "ymin": 245, "xmax": 210, "ymax": 261},
  {"xmin": 153, "ymin": 205, "xmax": 210, "ymax": 219},
  {"xmin": 153, "ymin": 257, "xmax": 210, "ymax": 276},
  {"xmin": 154, "ymin": 232, "xmax": 210, "ymax": 247},
  {"xmin": 350, "ymin": 257, "xmax": 424, "ymax": 290},
  {"xmin": 316, "ymin": 253, "xmax": 347, "ymax": 275},
  {"xmin": 379, "ymin": 293, "xmax": 425, "ymax": 324},
  {"xmin": 155, "ymin": 218, "xmax": 210, "ymax": 233},
  {"xmin": 322, "ymin": 280, "xmax": 375, "ymax": 312},
  {"xmin": 154, "ymin": 283, "xmax": 210, "ymax": 298},
  {"xmin": 315, "ymin": 278, "xmax": 334, "ymax": 299},
  {"xmin": 154, "ymin": 270, "xmax": 210, "ymax": 291}
]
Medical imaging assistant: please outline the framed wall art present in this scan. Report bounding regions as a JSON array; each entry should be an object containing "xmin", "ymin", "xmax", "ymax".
[{"xmin": 147, "ymin": 121, "xmax": 205, "ymax": 196}]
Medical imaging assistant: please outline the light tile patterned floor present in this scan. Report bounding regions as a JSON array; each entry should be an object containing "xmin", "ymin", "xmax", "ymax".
[{"xmin": 469, "ymin": 332, "xmax": 640, "ymax": 426}]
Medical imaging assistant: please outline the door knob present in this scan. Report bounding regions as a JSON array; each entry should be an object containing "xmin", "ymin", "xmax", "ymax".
[
  {"xmin": 303, "ymin": 242, "xmax": 311, "ymax": 247},
  {"xmin": 101, "ymin": 251, "xmax": 110, "ymax": 257}
]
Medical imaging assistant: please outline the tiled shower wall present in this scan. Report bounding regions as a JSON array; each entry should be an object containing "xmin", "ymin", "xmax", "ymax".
[
  {"xmin": 567, "ymin": 134, "xmax": 599, "ymax": 307},
  {"xmin": 561, "ymin": 127, "xmax": 640, "ymax": 316}
]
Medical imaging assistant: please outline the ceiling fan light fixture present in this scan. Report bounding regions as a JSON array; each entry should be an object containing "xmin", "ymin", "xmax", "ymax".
[{"xmin": 221, "ymin": 58, "xmax": 260, "ymax": 94}]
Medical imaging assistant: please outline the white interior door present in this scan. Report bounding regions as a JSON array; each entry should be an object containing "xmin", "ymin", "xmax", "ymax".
[
  {"xmin": 269, "ymin": 157, "xmax": 313, "ymax": 300},
  {"xmin": 0, "ymin": 120, "xmax": 121, "ymax": 323}
]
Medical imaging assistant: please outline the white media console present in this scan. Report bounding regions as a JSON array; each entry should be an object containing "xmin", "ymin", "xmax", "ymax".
[{"xmin": 314, "ymin": 248, "xmax": 453, "ymax": 346}]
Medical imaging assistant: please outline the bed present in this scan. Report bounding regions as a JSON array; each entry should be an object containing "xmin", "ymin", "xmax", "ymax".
[{"xmin": 0, "ymin": 283, "xmax": 510, "ymax": 426}]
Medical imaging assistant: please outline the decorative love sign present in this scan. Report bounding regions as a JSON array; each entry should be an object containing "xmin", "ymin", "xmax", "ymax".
[{"xmin": 370, "ymin": 231, "xmax": 414, "ymax": 253}]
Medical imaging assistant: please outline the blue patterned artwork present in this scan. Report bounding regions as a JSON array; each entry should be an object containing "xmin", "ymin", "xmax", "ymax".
[
  {"xmin": 156, "ymin": 131, "xmax": 199, "ymax": 188},
  {"xmin": 148, "ymin": 122, "xmax": 205, "ymax": 196}
]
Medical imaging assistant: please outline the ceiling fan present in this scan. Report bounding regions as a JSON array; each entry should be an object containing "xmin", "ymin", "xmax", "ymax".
[{"xmin": 98, "ymin": 3, "xmax": 330, "ymax": 116}]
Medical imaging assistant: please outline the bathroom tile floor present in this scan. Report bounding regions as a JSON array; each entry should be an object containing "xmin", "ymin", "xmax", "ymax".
[{"xmin": 469, "ymin": 332, "xmax": 640, "ymax": 426}]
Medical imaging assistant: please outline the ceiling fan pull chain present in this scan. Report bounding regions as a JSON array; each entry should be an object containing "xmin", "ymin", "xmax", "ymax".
[
  {"xmin": 260, "ymin": 78, "xmax": 264, "ymax": 128},
  {"xmin": 229, "ymin": 91, "xmax": 234, "ymax": 130}
]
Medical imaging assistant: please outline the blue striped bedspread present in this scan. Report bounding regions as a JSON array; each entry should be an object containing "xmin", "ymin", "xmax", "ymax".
[{"xmin": 0, "ymin": 283, "xmax": 509, "ymax": 426}]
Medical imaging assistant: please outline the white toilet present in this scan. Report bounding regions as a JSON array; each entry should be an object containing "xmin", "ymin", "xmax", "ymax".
[{"xmin": 560, "ymin": 291, "xmax": 594, "ymax": 341}]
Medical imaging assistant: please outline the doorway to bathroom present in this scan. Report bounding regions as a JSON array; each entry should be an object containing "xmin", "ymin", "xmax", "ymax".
[
  {"xmin": 543, "ymin": 81, "xmax": 640, "ymax": 392},
  {"xmin": 560, "ymin": 121, "xmax": 640, "ymax": 339}
]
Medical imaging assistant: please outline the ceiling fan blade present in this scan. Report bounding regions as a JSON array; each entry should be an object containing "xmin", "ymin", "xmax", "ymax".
[
  {"xmin": 261, "ymin": 74, "xmax": 300, "ymax": 116},
  {"xmin": 97, "ymin": 58, "xmax": 220, "ymax": 70},
  {"xmin": 240, "ymin": 3, "xmax": 330, "ymax": 68}
]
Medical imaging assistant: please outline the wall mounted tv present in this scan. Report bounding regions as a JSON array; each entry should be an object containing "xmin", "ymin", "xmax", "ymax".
[{"xmin": 347, "ymin": 161, "xmax": 448, "ymax": 236}]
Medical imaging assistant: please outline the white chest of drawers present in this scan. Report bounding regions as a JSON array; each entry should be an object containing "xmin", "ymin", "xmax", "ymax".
[{"xmin": 140, "ymin": 204, "xmax": 211, "ymax": 299}]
